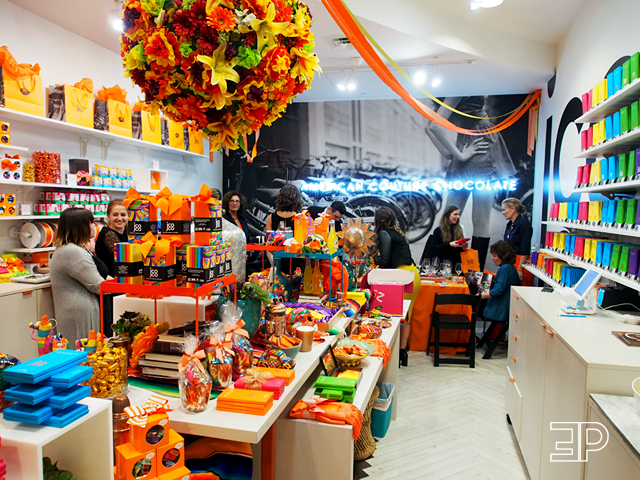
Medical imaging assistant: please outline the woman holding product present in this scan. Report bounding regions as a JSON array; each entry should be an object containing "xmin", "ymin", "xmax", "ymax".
[
  {"xmin": 423, "ymin": 205, "xmax": 469, "ymax": 267},
  {"xmin": 50, "ymin": 208, "xmax": 110, "ymax": 346},
  {"xmin": 372, "ymin": 207, "xmax": 421, "ymax": 367}
]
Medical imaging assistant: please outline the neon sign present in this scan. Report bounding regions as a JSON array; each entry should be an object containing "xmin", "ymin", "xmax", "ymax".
[{"xmin": 299, "ymin": 178, "xmax": 517, "ymax": 195}]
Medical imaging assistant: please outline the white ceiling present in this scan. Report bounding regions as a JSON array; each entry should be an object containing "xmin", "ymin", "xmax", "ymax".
[{"xmin": 7, "ymin": 0, "xmax": 588, "ymax": 101}]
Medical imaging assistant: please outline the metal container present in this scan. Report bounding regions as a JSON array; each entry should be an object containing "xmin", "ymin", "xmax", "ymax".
[{"xmin": 265, "ymin": 301, "xmax": 287, "ymax": 337}]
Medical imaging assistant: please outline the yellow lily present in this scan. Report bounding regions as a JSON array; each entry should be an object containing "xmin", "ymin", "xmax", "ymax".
[
  {"xmin": 196, "ymin": 42, "xmax": 240, "ymax": 94},
  {"xmin": 290, "ymin": 47, "xmax": 322, "ymax": 83},
  {"xmin": 207, "ymin": 115, "xmax": 242, "ymax": 150},
  {"xmin": 203, "ymin": 87, "xmax": 234, "ymax": 110},
  {"xmin": 238, "ymin": 2, "xmax": 289, "ymax": 52},
  {"xmin": 206, "ymin": 0, "xmax": 235, "ymax": 11}
]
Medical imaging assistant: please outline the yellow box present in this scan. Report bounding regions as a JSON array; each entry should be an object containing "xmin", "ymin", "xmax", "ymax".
[
  {"xmin": 156, "ymin": 430, "xmax": 185, "ymax": 477},
  {"xmin": 130, "ymin": 413, "xmax": 170, "ymax": 453},
  {"xmin": 115, "ymin": 442, "xmax": 157, "ymax": 480},
  {"xmin": 158, "ymin": 467, "xmax": 191, "ymax": 480}
]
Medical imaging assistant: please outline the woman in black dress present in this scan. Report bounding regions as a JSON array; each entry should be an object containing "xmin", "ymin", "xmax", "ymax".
[
  {"xmin": 222, "ymin": 191, "xmax": 250, "ymax": 233},
  {"xmin": 423, "ymin": 204, "xmax": 469, "ymax": 267},
  {"xmin": 502, "ymin": 197, "xmax": 532, "ymax": 281},
  {"xmin": 265, "ymin": 184, "xmax": 303, "ymax": 275}
]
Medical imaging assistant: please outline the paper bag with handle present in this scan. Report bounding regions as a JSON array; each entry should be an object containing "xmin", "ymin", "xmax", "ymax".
[
  {"xmin": 460, "ymin": 249, "xmax": 480, "ymax": 273},
  {"xmin": 0, "ymin": 46, "xmax": 44, "ymax": 116}
]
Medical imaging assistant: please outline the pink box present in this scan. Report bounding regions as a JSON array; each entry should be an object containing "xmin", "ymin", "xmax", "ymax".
[
  {"xmin": 234, "ymin": 377, "xmax": 286, "ymax": 400},
  {"xmin": 370, "ymin": 282, "xmax": 405, "ymax": 315}
]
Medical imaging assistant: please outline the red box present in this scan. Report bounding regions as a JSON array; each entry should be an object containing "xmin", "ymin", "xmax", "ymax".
[
  {"xmin": 234, "ymin": 377, "xmax": 286, "ymax": 400},
  {"xmin": 370, "ymin": 282, "xmax": 405, "ymax": 315},
  {"xmin": 587, "ymin": 127, "xmax": 593, "ymax": 148}
]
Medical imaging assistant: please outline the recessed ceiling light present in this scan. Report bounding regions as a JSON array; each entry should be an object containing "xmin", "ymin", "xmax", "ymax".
[
  {"xmin": 431, "ymin": 77, "xmax": 441, "ymax": 87},
  {"xmin": 112, "ymin": 17, "xmax": 124, "ymax": 32},
  {"xmin": 413, "ymin": 69, "xmax": 427, "ymax": 85},
  {"xmin": 470, "ymin": 0, "xmax": 504, "ymax": 11}
]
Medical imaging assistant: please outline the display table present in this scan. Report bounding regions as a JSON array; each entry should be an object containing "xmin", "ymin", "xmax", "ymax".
[
  {"xmin": 0, "ymin": 398, "xmax": 113, "ymax": 480},
  {"xmin": 274, "ymin": 300, "xmax": 409, "ymax": 480},
  {"xmin": 409, "ymin": 280, "xmax": 471, "ymax": 353},
  {"xmin": 586, "ymin": 394, "xmax": 640, "ymax": 478},
  {"xmin": 113, "ymin": 294, "xmax": 218, "ymax": 328}
]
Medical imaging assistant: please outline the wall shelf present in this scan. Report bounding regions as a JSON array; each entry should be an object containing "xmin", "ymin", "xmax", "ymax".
[
  {"xmin": 542, "ymin": 220, "xmax": 640, "ymax": 238},
  {"xmin": 539, "ymin": 248, "xmax": 640, "ymax": 290},
  {"xmin": 0, "ymin": 144, "xmax": 29, "ymax": 152},
  {"xmin": 0, "ymin": 107, "xmax": 206, "ymax": 161},
  {"xmin": 572, "ymin": 178, "xmax": 640, "ymax": 194},
  {"xmin": 0, "ymin": 179, "xmax": 132, "ymax": 193},
  {"xmin": 524, "ymin": 264, "xmax": 564, "ymax": 289},
  {"xmin": 576, "ymin": 126, "xmax": 640, "ymax": 158},
  {"xmin": 0, "ymin": 215, "xmax": 105, "ymax": 221},
  {"xmin": 576, "ymin": 77, "xmax": 640, "ymax": 124},
  {"xmin": 4, "ymin": 247, "xmax": 55, "ymax": 253}
]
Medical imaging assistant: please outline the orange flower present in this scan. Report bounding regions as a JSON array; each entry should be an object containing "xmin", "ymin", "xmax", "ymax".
[
  {"xmin": 261, "ymin": 46, "xmax": 291, "ymax": 81},
  {"xmin": 175, "ymin": 96, "xmax": 209, "ymax": 126},
  {"xmin": 144, "ymin": 28, "xmax": 181, "ymax": 69},
  {"xmin": 207, "ymin": 6, "xmax": 237, "ymax": 32}
]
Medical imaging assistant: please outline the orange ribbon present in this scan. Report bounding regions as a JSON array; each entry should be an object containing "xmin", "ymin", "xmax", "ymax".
[
  {"xmin": 76, "ymin": 170, "xmax": 91, "ymax": 183},
  {"xmin": 1, "ymin": 256, "xmax": 23, "ymax": 268},
  {"xmin": 124, "ymin": 395, "xmax": 172, "ymax": 427},
  {"xmin": 302, "ymin": 395, "xmax": 333, "ymax": 414},
  {"xmin": 96, "ymin": 84, "xmax": 128, "ymax": 103},
  {"xmin": 1, "ymin": 159, "xmax": 18, "ymax": 171},
  {"xmin": 122, "ymin": 187, "xmax": 158, "ymax": 209},
  {"xmin": 155, "ymin": 186, "xmax": 190, "ymax": 216},
  {"xmin": 136, "ymin": 231, "xmax": 182, "ymax": 260},
  {"xmin": 209, "ymin": 337, "xmax": 235, "ymax": 362},
  {"xmin": 224, "ymin": 319, "xmax": 249, "ymax": 341},
  {"xmin": 241, "ymin": 369, "xmax": 274, "ymax": 390},
  {"xmin": 178, "ymin": 350, "xmax": 207, "ymax": 374},
  {"xmin": 190, "ymin": 184, "xmax": 219, "ymax": 205}
]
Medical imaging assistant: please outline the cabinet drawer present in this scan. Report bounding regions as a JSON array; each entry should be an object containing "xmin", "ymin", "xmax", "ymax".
[
  {"xmin": 508, "ymin": 332, "xmax": 525, "ymax": 382},
  {"xmin": 510, "ymin": 289, "xmax": 523, "ymax": 309},
  {"xmin": 505, "ymin": 366, "xmax": 523, "ymax": 441}
]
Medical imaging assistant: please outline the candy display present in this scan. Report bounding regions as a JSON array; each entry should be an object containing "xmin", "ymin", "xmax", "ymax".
[
  {"xmin": 0, "ymin": 193, "xmax": 16, "ymax": 216},
  {"xmin": 255, "ymin": 348, "xmax": 296, "ymax": 369},
  {"xmin": 81, "ymin": 334, "xmax": 128, "ymax": 399},
  {"xmin": 93, "ymin": 164, "xmax": 135, "ymax": 189},
  {"xmin": 137, "ymin": 231, "xmax": 179, "ymax": 286},
  {"xmin": 1, "ymin": 154, "xmax": 21, "ymax": 181},
  {"xmin": 33, "ymin": 151, "xmax": 61, "ymax": 184},
  {"xmin": 22, "ymin": 160, "xmax": 34, "ymax": 182},
  {"xmin": 191, "ymin": 184, "xmax": 223, "ymax": 247},
  {"xmin": 177, "ymin": 335, "xmax": 212, "ymax": 413},
  {"xmin": 206, "ymin": 323, "xmax": 233, "ymax": 390},
  {"xmin": 115, "ymin": 243, "xmax": 144, "ymax": 284},
  {"xmin": 34, "ymin": 189, "xmax": 110, "ymax": 216},
  {"xmin": 123, "ymin": 188, "xmax": 159, "ymax": 241},
  {"xmin": 220, "ymin": 303, "xmax": 254, "ymax": 378}
]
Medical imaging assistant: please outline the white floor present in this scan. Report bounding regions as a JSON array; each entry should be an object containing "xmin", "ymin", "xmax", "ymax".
[{"xmin": 357, "ymin": 347, "xmax": 531, "ymax": 480}]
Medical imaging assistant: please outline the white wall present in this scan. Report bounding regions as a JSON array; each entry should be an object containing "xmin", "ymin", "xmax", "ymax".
[
  {"xmin": 0, "ymin": 0, "xmax": 223, "ymax": 197},
  {"xmin": 532, "ymin": 0, "xmax": 640, "ymax": 246}
]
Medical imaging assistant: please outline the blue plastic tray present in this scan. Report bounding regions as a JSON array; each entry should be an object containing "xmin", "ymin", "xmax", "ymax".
[
  {"xmin": 3, "ymin": 402, "xmax": 53, "ymax": 425},
  {"xmin": 42, "ymin": 403, "xmax": 89, "ymax": 428},
  {"xmin": 40, "ymin": 365, "xmax": 93, "ymax": 389},
  {"xmin": 44, "ymin": 385, "xmax": 91, "ymax": 410},
  {"xmin": 3, "ymin": 350, "xmax": 88, "ymax": 384},
  {"xmin": 4, "ymin": 383, "xmax": 55, "ymax": 405}
]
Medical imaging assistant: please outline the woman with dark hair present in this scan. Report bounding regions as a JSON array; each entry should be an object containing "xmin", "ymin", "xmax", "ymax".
[
  {"xmin": 265, "ymin": 183, "xmax": 303, "ymax": 232},
  {"xmin": 372, "ymin": 207, "xmax": 421, "ymax": 366},
  {"xmin": 423, "ymin": 204, "xmax": 468, "ymax": 266},
  {"xmin": 478, "ymin": 240, "xmax": 521, "ymax": 358},
  {"xmin": 222, "ymin": 191, "xmax": 250, "ymax": 233},
  {"xmin": 502, "ymin": 197, "xmax": 532, "ymax": 280},
  {"xmin": 50, "ymin": 208, "xmax": 110, "ymax": 346}
]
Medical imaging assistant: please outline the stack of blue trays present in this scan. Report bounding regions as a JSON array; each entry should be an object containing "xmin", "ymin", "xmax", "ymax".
[{"xmin": 2, "ymin": 350, "xmax": 93, "ymax": 428}]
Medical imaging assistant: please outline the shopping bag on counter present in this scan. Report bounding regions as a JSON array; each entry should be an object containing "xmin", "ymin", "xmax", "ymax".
[
  {"xmin": 189, "ymin": 127, "xmax": 204, "ymax": 154},
  {"xmin": 0, "ymin": 46, "xmax": 44, "ymax": 116},
  {"xmin": 94, "ymin": 85, "xmax": 132, "ymax": 137},
  {"xmin": 167, "ymin": 118, "xmax": 185, "ymax": 150},
  {"xmin": 132, "ymin": 103, "xmax": 162, "ymax": 144},
  {"xmin": 460, "ymin": 249, "xmax": 480, "ymax": 273},
  {"xmin": 48, "ymin": 78, "xmax": 94, "ymax": 128}
]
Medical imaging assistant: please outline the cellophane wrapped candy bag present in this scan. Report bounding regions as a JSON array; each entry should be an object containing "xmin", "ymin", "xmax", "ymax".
[
  {"xmin": 206, "ymin": 323, "xmax": 233, "ymax": 390},
  {"xmin": 220, "ymin": 303, "xmax": 254, "ymax": 379},
  {"xmin": 178, "ymin": 334, "xmax": 212, "ymax": 413}
]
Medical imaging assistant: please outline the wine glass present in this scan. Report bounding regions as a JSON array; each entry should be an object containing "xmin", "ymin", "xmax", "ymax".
[
  {"xmin": 432, "ymin": 257, "xmax": 440, "ymax": 275},
  {"xmin": 442, "ymin": 260, "xmax": 452, "ymax": 279},
  {"xmin": 421, "ymin": 258, "xmax": 431, "ymax": 275},
  {"xmin": 455, "ymin": 263, "xmax": 462, "ymax": 283}
]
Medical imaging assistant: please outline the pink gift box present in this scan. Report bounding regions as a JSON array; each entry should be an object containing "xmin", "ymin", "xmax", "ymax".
[
  {"xmin": 370, "ymin": 282, "xmax": 405, "ymax": 315},
  {"xmin": 234, "ymin": 377, "xmax": 286, "ymax": 400}
]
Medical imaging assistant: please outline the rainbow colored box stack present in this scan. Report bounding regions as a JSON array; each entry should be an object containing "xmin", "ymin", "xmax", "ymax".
[{"xmin": 115, "ymin": 243, "xmax": 144, "ymax": 284}]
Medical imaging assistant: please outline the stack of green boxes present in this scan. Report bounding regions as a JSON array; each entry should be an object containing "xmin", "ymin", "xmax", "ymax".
[{"xmin": 314, "ymin": 376, "xmax": 357, "ymax": 403}]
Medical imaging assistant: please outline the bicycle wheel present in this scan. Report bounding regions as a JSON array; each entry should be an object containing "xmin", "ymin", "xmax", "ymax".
[
  {"xmin": 346, "ymin": 196, "xmax": 410, "ymax": 237},
  {"xmin": 391, "ymin": 192, "xmax": 436, "ymax": 243}
]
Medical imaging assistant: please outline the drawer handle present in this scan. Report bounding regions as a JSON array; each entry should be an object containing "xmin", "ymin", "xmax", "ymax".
[
  {"xmin": 513, "ymin": 312, "xmax": 519, "ymax": 318},
  {"xmin": 22, "ymin": 290, "xmax": 33, "ymax": 295},
  {"xmin": 509, "ymin": 378, "xmax": 516, "ymax": 383},
  {"xmin": 512, "ymin": 334, "xmax": 518, "ymax": 340},
  {"xmin": 511, "ymin": 356, "xmax": 517, "ymax": 362},
  {"xmin": 42, "ymin": 286, "xmax": 51, "ymax": 291},
  {"xmin": 546, "ymin": 328, "xmax": 554, "ymax": 336},
  {"xmin": 514, "ymin": 294, "xmax": 520, "ymax": 299},
  {"xmin": 539, "ymin": 322, "xmax": 547, "ymax": 328}
]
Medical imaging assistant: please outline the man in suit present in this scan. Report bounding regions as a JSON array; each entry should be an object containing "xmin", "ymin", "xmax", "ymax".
[{"xmin": 307, "ymin": 201, "xmax": 346, "ymax": 223}]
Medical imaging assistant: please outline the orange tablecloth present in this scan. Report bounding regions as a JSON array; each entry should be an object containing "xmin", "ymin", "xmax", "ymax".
[{"xmin": 409, "ymin": 280, "xmax": 472, "ymax": 354}]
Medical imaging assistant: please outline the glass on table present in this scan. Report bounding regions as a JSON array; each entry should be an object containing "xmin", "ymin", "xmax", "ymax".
[
  {"xmin": 455, "ymin": 263, "xmax": 463, "ymax": 283},
  {"xmin": 420, "ymin": 258, "xmax": 431, "ymax": 275}
]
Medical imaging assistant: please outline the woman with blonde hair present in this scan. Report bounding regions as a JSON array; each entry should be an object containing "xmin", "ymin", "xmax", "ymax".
[
  {"xmin": 501, "ymin": 197, "xmax": 532, "ymax": 280},
  {"xmin": 372, "ymin": 207, "xmax": 421, "ymax": 366}
]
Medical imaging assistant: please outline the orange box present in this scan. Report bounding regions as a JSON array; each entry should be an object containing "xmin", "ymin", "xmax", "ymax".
[
  {"xmin": 115, "ymin": 442, "xmax": 157, "ymax": 480},
  {"xmin": 130, "ymin": 413, "xmax": 170, "ymax": 453},
  {"xmin": 253, "ymin": 367, "xmax": 295, "ymax": 386},
  {"xmin": 156, "ymin": 430, "xmax": 185, "ymax": 476},
  {"xmin": 158, "ymin": 466, "xmax": 191, "ymax": 480}
]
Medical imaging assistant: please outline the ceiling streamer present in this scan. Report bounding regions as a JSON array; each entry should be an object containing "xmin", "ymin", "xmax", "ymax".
[{"xmin": 320, "ymin": 0, "xmax": 541, "ymax": 136}]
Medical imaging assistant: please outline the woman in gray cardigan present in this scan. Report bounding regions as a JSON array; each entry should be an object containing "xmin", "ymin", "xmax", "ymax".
[{"xmin": 50, "ymin": 208, "xmax": 110, "ymax": 346}]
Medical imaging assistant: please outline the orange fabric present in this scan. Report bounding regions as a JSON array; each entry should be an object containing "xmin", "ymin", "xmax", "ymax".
[
  {"xmin": 319, "ymin": 259, "xmax": 348, "ymax": 294},
  {"xmin": 409, "ymin": 281, "xmax": 472, "ymax": 353},
  {"xmin": 96, "ymin": 84, "xmax": 127, "ymax": 102},
  {"xmin": 0, "ymin": 46, "xmax": 40, "ymax": 78},
  {"xmin": 320, "ymin": 0, "xmax": 540, "ymax": 135},
  {"xmin": 366, "ymin": 339, "xmax": 391, "ymax": 368},
  {"xmin": 289, "ymin": 396, "xmax": 363, "ymax": 440},
  {"xmin": 73, "ymin": 78, "xmax": 93, "ymax": 93}
]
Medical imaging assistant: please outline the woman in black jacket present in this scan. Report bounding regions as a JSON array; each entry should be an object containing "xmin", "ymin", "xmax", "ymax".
[
  {"xmin": 222, "ymin": 191, "xmax": 250, "ymax": 234},
  {"xmin": 423, "ymin": 204, "xmax": 469, "ymax": 267},
  {"xmin": 373, "ymin": 207, "xmax": 421, "ymax": 366}
]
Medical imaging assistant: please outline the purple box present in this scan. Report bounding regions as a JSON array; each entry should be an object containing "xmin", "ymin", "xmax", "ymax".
[
  {"xmin": 629, "ymin": 249, "xmax": 640, "ymax": 276},
  {"xmin": 636, "ymin": 148, "xmax": 640, "ymax": 176}
]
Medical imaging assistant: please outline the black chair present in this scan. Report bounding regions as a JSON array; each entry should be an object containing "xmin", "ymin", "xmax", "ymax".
[
  {"xmin": 426, "ymin": 293, "xmax": 482, "ymax": 368},
  {"xmin": 476, "ymin": 319, "xmax": 509, "ymax": 359}
]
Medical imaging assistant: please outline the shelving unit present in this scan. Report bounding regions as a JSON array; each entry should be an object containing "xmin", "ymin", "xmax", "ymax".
[
  {"xmin": 0, "ymin": 179, "xmax": 132, "ymax": 193},
  {"xmin": 542, "ymin": 220, "xmax": 640, "ymax": 238},
  {"xmin": 576, "ymin": 77, "xmax": 640, "ymax": 124},
  {"xmin": 3, "ymin": 247, "xmax": 55, "ymax": 253},
  {"xmin": 0, "ymin": 107, "xmax": 206, "ymax": 162},
  {"xmin": 0, "ymin": 215, "xmax": 105, "ymax": 221},
  {"xmin": 539, "ymin": 248, "xmax": 640, "ymax": 290},
  {"xmin": 0, "ymin": 145, "xmax": 28, "ymax": 153},
  {"xmin": 523, "ymin": 264, "xmax": 564, "ymax": 289},
  {"xmin": 576, "ymin": 126, "xmax": 640, "ymax": 158}
]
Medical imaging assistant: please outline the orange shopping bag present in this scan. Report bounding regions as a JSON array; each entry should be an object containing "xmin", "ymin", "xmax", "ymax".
[
  {"xmin": 460, "ymin": 249, "xmax": 480, "ymax": 273},
  {"xmin": 167, "ymin": 119, "xmax": 185, "ymax": 150},
  {"xmin": 0, "ymin": 46, "xmax": 44, "ymax": 116},
  {"xmin": 188, "ymin": 127, "xmax": 204, "ymax": 154}
]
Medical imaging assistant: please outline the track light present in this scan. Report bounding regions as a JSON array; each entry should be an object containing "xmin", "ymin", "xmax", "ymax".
[
  {"xmin": 430, "ymin": 65, "xmax": 441, "ymax": 87},
  {"xmin": 413, "ymin": 67, "xmax": 427, "ymax": 85},
  {"xmin": 110, "ymin": 0, "xmax": 123, "ymax": 32},
  {"xmin": 346, "ymin": 73, "xmax": 356, "ymax": 90},
  {"xmin": 337, "ymin": 70, "xmax": 356, "ymax": 91},
  {"xmin": 470, "ymin": 0, "xmax": 504, "ymax": 11}
]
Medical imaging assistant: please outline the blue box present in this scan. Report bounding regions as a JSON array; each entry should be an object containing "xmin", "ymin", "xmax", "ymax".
[
  {"xmin": 602, "ymin": 242, "xmax": 614, "ymax": 267},
  {"xmin": 613, "ymin": 112, "xmax": 621, "ymax": 137},
  {"xmin": 608, "ymin": 200, "xmax": 618, "ymax": 224},
  {"xmin": 608, "ymin": 156, "xmax": 618, "ymax": 180},
  {"xmin": 605, "ymin": 116, "xmax": 613, "ymax": 140},
  {"xmin": 607, "ymin": 73, "xmax": 614, "ymax": 97},
  {"xmin": 3, "ymin": 350, "xmax": 88, "ymax": 385},
  {"xmin": 614, "ymin": 66, "xmax": 623, "ymax": 93},
  {"xmin": 599, "ymin": 158, "xmax": 608, "ymax": 182},
  {"xmin": 570, "ymin": 235, "xmax": 576, "ymax": 255},
  {"xmin": 42, "ymin": 403, "xmax": 89, "ymax": 428},
  {"xmin": 3, "ymin": 402, "xmax": 53, "ymax": 425},
  {"xmin": 43, "ymin": 385, "xmax": 91, "ymax": 410},
  {"xmin": 40, "ymin": 365, "xmax": 93, "ymax": 389},
  {"xmin": 4, "ymin": 383, "xmax": 55, "ymax": 405}
]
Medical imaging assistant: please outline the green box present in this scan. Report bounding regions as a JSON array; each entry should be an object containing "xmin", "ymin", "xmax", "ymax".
[
  {"xmin": 621, "ymin": 106, "xmax": 630, "ymax": 133},
  {"xmin": 628, "ymin": 149, "xmax": 637, "ymax": 178},
  {"xmin": 616, "ymin": 198, "xmax": 627, "ymax": 224},
  {"xmin": 623, "ymin": 60, "xmax": 631, "ymax": 87},
  {"xmin": 619, "ymin": 245, "xmax": 631, "ymax": 273},
  {"xmin": 631, "ymin": 52, "xmax": 640, "ymax": 82},
  {"xmin": 626, "ymin": 199, "xmax": 638, "ymax": 225},
  {"xmin": 632, "ymin": 101, "xmax": 639, "ymax": 130},
  {"xmin": 618, "ymin": 153, "xmax": 628, "ymax": 178},
  {"xmin": 611, "ymin": 244, "xmax": 622, "ymax": 270}
]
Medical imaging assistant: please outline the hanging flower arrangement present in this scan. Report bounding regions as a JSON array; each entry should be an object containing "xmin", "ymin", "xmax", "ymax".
[{"xmin": 121, "ymin": 0, "xmax": 321, "ymax": 151}]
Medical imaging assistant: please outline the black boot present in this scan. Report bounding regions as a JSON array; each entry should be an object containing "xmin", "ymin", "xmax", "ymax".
[
  {"xmin": 400, "ymin": 349, "xmax": 408, "ymax": 367},
  {"xmin": 472, "ymin": 236, "xmax": 491, "ymax": 271}
]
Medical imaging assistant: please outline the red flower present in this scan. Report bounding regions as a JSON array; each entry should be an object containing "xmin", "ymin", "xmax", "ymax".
[
  {"xmin": 261, "ymin": 46, "xmax": 291, "ymax": 81},
  {"xmin": 175, "ymin": 96, "xmax": 209, "ymax": 126},
  {"xmin": 144, "ymin": 28, "xmax": 182, "ymax": 70},
  {"xmin": 273, "ymin": 0, "xmax": 292, "ymax": 22},
  {"xmin": 172, "ymin": 9, "xmax": 197, "ymax": 37},
  {"xmin": 190, "ymin": 0, "xmax": 208, "ymax": 26},
  {"xmin": 196, "ymin": 24, "xmax": 218, "ymax": 54}
]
